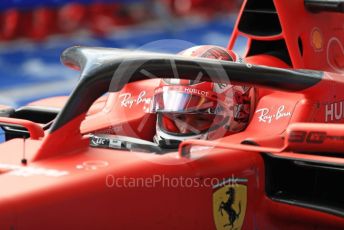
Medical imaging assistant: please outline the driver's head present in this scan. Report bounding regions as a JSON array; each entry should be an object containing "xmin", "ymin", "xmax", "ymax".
[{"xmin": 150, "ymin": 45, "xmax": 254, "ymax": 148}]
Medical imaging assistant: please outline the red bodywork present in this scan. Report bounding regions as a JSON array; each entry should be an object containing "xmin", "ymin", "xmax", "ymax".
[{"xmin": 0, "ymin": 0, "xmax": 343, "ymax": 229}]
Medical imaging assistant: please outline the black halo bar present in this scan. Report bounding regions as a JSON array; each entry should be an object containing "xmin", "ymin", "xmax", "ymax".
[
  {"xmin": 305, "ymin": 0, "xmax": 344, "ymax": 13},
  {"xmin": 50, "ymin": 46, "xmax": 323, "ymax": 132}
]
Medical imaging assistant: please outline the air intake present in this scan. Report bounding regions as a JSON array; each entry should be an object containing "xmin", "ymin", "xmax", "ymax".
[{"xmin": 238, "ymin": 0, "xmax": 282, "ymax": 36}]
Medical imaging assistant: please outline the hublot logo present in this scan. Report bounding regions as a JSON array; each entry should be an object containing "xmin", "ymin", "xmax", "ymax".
[{"xmin": 325, "ymin": 100, "xmax": 344, "ymax": 122}]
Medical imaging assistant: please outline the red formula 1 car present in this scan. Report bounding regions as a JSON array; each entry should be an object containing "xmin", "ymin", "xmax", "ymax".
[{"xmin": 0, "ymin": 0, "xmax": 343, "ymax": 229}]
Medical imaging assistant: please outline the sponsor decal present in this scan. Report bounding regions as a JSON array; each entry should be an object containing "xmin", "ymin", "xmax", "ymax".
[
  {"xmin": 119, "ymin": 91, "xmax": 151, "ymax": 108},
  {"xmin": 306, "ymin": 132, "xmax": 327, "ymax": 144},
  {"xmin": 289, "ymin": 131, "xmax": 344, "ymax": 144},
  {"xmin": 288, "ymin": 131, "xmax": 308, "ymax": 143},
  {"xmin": 90, "ymin": 135, "xmax": 123, "ymax": 149},
  {"xmin": 325, "ymin": 100, "xmax": 344, "ymax": 122},
  {"xmin": 311, "ymin": 27, "xmax": 323, "ymax": 51},
  {"xmin": 0, "ymin": 163, "xmax": 68, "ymax": 177},
  {"xmin": 90, "ymin": 136, "xmax": 109, "ymax": 146},
  {"xmin": 326, "ymin": 37, "xmax": 344, "ymax": 73},
  {"xmin": 184, "ymin": 87, "xmax": 209, "ymax": 96},
  {"xmin": 255, "ymin": 105, "xmax": 292, "ymax": 123},
  {"xmin": 213, "ymin": 178, "xmax": 248, "ymax": 230},
  {"xmin": 289, "ymin": 131, "xmax": 327, "ymax": 144}
]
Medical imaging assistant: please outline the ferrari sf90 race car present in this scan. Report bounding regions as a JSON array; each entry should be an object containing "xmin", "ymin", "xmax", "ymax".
[{"xmin": 0, "ymin": 0, "xmax": 343, "ymax": 229}]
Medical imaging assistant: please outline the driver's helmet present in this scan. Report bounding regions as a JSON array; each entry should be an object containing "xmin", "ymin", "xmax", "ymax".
[{"xmin": 150, "ymin": 45, "xmax": 254, "ymax": 148}]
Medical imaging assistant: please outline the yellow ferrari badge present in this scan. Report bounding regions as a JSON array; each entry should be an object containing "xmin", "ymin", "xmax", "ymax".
[{"xmin": 213, "ymin": 183, "xmax": 247, "ymax": 230}]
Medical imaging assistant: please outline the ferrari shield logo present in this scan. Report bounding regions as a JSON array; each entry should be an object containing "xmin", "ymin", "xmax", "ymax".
[{"xmin": 213, "ymin": 184, "xmax": 247, "ymax": 230}]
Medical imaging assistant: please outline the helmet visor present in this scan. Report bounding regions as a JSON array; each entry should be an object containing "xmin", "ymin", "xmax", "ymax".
[
  {"xmin": 150, "ymin": 90, "xmax": 222, "ymax": 114},
  {"xmin": 151, "ymin": 87, "xmax": 228, "ymax": 135},
  {"xmin": 160, "ymin": 113, "xmax": 225, "ymax": 135}
]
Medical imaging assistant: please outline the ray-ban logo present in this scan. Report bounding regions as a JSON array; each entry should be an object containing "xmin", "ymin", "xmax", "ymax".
[{"xmin": 255, "ymin": 105, "xmax": 291, "ymax": 123}]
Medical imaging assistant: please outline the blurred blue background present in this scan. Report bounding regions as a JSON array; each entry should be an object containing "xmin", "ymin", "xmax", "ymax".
[
  {"xmin": 0, "ymin": 0, "xmax": 141, "ymax": 10},
  {"xmin": 0, "ymin": 0, "xmax": 243, "ymax": 107}
]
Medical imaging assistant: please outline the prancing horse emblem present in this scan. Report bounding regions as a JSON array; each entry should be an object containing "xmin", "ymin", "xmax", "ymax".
[
  {"xmin": 213, "ymin": 184, "xmax": 247, "ymax": 230},
  {"xmin": 219, "ymin": 187, "xmax": 241, "ymax": 228}
]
